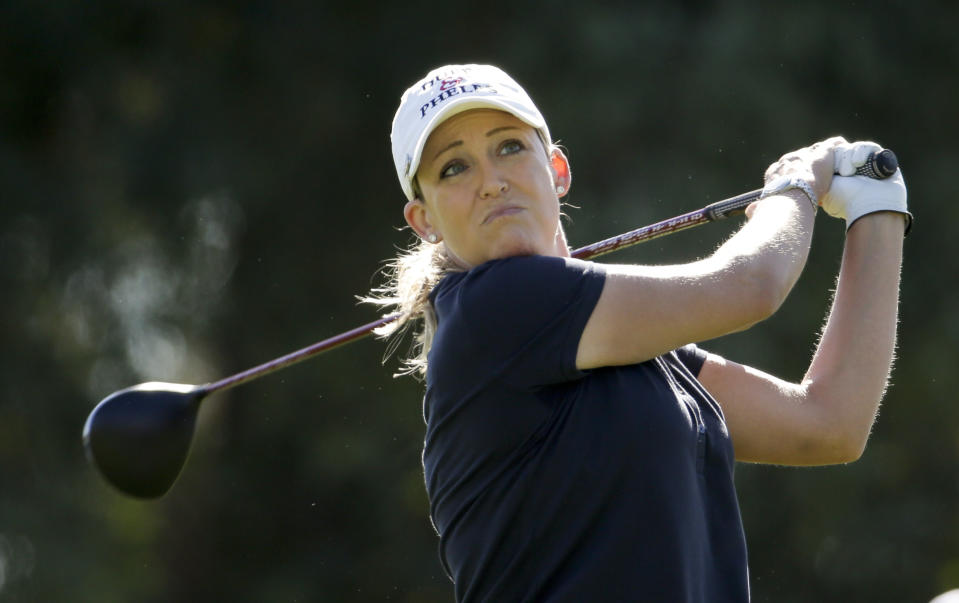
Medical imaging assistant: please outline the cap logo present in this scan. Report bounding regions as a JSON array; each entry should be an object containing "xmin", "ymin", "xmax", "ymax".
[
  {"xmin": 418, "ymin": 81, "xmax": 492, "ymax": 118},
  {"xmin": 439, "ymin": 77, "xmax": 463, "ymax": 91}
]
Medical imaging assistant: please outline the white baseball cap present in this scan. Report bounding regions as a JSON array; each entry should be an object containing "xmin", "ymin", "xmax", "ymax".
[{"xmin": 390, "ymin": 64, "xmax": 552, "ymax": 201}]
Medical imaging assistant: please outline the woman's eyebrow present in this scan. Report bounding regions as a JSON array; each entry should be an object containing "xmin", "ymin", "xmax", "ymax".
[
  {"xmin": 431, "ymin": 127, "xmax": 522, "ymax": 161},
  {"xmin": 432, "ymin": 140, "xmax": 462, "ymax": 161}
]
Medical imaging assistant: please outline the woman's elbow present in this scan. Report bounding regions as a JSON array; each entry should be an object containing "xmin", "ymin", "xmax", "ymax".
[
  {"xmin": 827, "ymin": 436, "xmax": 868, "ymax": 464},
  {"xmin": 813, "ymin": 413, "xmax": 875, "ymax": 465},
  {"xmin": 835, "ymin": 423, "xmax": 875, "ymax": 463},
  {"xmin": 785, "ymin": 428, "xmax": 867, "ymax": 466}
]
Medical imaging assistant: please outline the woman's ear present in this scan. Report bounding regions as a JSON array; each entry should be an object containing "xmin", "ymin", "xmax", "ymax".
[
  {"xmin": 550, "ymin": 148, "xmax": 572, "ymax": 197},
  {"xmin": 404, "ymin": 199, "xmax": 439, "ymax": 242}
]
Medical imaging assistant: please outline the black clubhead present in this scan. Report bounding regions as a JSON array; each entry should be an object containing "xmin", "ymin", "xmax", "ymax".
[{"xmin": 83, "ymin": 382, "xmax": 208, "ymax": 498}]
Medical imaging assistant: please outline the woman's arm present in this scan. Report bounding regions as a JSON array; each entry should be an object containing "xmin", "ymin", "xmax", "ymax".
[
  {"xmin": 698, "ymin": 211, "xmax": 906, "ymax": 464},
  {"xmin": 576, "ymin": 138, "xmax": 843, "ymax": 370}
]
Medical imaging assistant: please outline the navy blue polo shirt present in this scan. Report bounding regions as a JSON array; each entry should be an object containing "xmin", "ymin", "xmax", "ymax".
[{"xmin": 424, "ymin": 255, "xmax": 749, "ymax": 602}]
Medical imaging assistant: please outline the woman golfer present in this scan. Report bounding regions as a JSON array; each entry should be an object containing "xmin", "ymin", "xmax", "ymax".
[{"xmin": 370, "ymin": 64, "xmax": 910, "ymax": 601}]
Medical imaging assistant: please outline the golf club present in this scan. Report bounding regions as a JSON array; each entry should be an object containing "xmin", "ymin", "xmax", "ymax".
[{"xmin": 83, "ymin": 150, "xmax": 900, "ymax": 499}]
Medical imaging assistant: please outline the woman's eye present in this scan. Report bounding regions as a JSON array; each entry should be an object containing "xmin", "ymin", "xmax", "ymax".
[
  {"xmin": 499, "ymin": 140, "xmax": 525, "ymax": 155},
  {"xmin": 440, "ymin": 161, "xmax": 466, "ymax": 179}
]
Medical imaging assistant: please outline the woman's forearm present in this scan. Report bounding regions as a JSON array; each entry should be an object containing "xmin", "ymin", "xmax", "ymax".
[
  {"xmin": 802, "ymin": 212, "xmax": 906, "ymax": 457},
  {"xmin": 713, "ymin": 188, "xmax": 816, "ymax": 310}
]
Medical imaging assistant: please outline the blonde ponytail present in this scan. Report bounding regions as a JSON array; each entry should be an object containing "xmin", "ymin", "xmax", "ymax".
[{"xmin": 362, "ymin": 237, "xmax": 461, "ymax": 377}]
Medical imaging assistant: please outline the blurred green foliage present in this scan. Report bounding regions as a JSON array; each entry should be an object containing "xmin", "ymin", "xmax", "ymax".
[{"xmin": 1, "ymin": 0, "xmax": 956, "ymax": 601}]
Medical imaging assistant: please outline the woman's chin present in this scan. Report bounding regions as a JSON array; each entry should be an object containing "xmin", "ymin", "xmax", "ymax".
[
  {"xmin": 458, "ymin": 230, "xmax": 562, "ymax": 267},
  {"xmin": 486, "ymin": 238, "xmax": 542, "ymax": 262}
]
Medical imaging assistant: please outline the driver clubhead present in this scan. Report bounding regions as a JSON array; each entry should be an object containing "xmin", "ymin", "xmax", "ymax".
[{"xmin": 83, "ymin": 382, "xmax": 207, "ymax": 499}]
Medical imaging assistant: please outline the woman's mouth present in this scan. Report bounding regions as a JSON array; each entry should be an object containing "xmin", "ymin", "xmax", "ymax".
[{"xmin": 482, "ymin": 206, "xmax": 525, "ymax": 225}]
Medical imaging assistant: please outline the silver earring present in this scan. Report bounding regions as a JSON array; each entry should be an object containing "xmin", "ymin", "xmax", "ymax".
[
  {"xmin": 556, "ymin": 185, "xmax": 565, "ymax": 194},
  {"xmin": 427, "ymin": 233, "xmax": 437, "ymax": 243}
]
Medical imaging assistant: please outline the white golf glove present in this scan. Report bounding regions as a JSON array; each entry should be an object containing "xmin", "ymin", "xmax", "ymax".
[
  {"xmin": 820, "ymin": 141, "xmax": 911, "ymax": 233},
  {"xmin": 833, "ymin": 140, "xmax": 884, "ymax": 176}
]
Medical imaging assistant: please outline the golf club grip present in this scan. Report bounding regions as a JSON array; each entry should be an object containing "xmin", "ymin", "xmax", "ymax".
[
  {"xmin": 703, "ymin": 190, "xmax": 762, "ymax": 221},
  {"xmin": 705, "ymin": 149, "xmax": 900, "ymax": 221}
]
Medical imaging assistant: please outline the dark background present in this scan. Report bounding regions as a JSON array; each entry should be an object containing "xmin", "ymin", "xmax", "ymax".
[{"xmin": 2, "ymin": 1, "xmax": 957, "ymax": 601}]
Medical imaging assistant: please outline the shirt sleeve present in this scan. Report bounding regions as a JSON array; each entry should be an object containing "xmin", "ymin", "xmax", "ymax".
[
  {"xmin": 432, "ymin": 255, "xmax": 606, "ymax": 387},
  {"xmin": 674, "ymin": 343, "xmax": 708, "ymax": 377}
]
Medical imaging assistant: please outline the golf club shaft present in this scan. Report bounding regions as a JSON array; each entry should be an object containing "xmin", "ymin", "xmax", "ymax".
[
  {"xmin": 203, "ymin": 147, "xmax": 900, "ymax": 395},
  {"xmin": 570, "ymin": 188, "xmax": 757, "ymax": 260},
  {"xmin": 203, "ymin": 315, "xmax": 399, "ymax": 394}
]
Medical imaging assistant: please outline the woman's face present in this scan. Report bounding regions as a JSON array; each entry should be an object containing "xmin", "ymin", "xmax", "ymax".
[{"xmin": 405, "ymin": 109, "xmax": 570, "ymax": 269}]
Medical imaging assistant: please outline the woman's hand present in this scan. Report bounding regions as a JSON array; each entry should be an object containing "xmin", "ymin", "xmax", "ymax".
[
  {"xmin": 745, "ymin": 137, "xmax": 848, "ymax": 219},
  {"xmin": 763, "ymin": 136, "xmax": 848, "ymax": 202},
  {"xmin": 821, "ymin": 140, "xmax": 910, "ymax": 232}
]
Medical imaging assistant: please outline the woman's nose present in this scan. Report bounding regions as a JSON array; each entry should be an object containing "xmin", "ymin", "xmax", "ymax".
[{"xmin": 477, "ymin": 162, "xmax": 509, "ymax": 199}]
